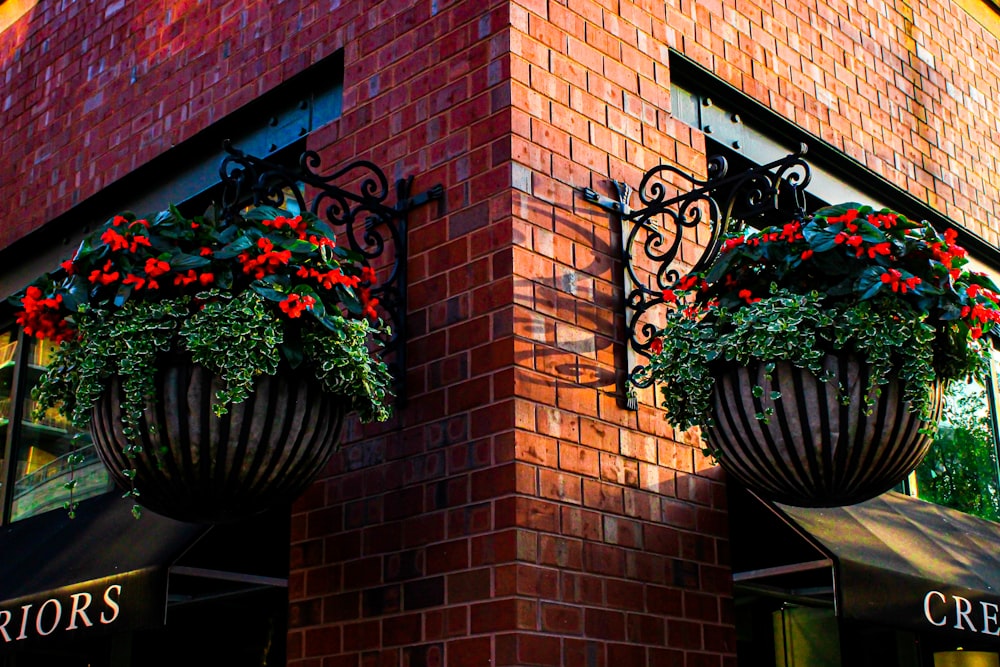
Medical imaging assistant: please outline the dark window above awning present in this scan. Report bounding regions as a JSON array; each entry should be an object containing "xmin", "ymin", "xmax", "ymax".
[
  {"xmin": 0, "ymin": 493, "xmax": 288, "ymax": 648},
  {"xmin": 731, "ymin": 488, "xmax": 1000, "ymax": 640}
]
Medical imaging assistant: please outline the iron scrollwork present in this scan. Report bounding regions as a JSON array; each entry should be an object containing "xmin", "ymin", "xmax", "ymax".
[
  {"xmin": 583, "ymin": 145, "xmax": 813, "ymax": 404},
  {"xmin": 219, "ymin": 141, "xmax": 443, "ymax": 404}
]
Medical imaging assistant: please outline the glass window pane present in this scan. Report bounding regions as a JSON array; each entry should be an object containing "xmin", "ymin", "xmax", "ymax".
[
  {"xmin": 0, "ymin": 329, "xmax": 17, "ymax": 493},
  {"xmin": 911, "ymin": 356, "xmax": 1000, "ymax": 521},
  {"xmin": 10, "ymin": 337, "xmax": 112, "ymax": 521}
]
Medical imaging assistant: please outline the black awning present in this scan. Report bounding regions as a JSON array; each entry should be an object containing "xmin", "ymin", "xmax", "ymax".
[
  {"xmin": 0, "ymin": 493, "xmax": 288, "ymax": 647},
  {"xmin": 732, "ymin": 489, "xmax": 1000, "ymax": 640}
]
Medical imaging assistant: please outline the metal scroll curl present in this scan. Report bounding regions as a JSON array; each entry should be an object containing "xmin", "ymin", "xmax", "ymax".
[
  {"xmin": 218, "ymin": 141, "xmax": 443, "ymax": 405},
  {"xmin": 583, "ymin": 145, "xmax": 812, "ymax": 403}
]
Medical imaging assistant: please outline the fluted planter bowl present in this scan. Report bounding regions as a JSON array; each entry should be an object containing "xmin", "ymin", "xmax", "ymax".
[
  {"xmin": 90, "ymin": 361, "xmax": 345, "ymax": 523},
  {"xmin": 708, "ymin": 354, "xmax": 944, "ymax": 507}
]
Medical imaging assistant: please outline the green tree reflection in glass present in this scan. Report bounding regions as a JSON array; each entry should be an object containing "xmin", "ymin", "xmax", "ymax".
[{"xmin": 914, "ymin": 378, "xmax": 1000, "ymax": 521}]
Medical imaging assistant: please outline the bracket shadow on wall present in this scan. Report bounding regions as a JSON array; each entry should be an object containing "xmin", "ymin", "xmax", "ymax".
[
  {"xmin": 219, "ymin": 142, "xmax": 443, "ymax": 405},
  {"xmin": 582, "ymin": 145, "xmax": 813, "ymax": 409}
]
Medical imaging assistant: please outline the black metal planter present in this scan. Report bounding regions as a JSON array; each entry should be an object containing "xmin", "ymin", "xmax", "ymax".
[
  {"xmin": 90, "ymin": 361, "xmax": 345, "ymax": 523},
  {"xmin": 708, "ymin": 354, "xmax": 944, "ymax": 507}
]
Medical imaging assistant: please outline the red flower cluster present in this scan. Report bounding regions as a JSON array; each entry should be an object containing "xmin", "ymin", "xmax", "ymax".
[
  {"xmin": 263, "ymin": 215, "xmax": 336, "ymax": 249},
  {"xmin": 779, "ymin": 221, "xmax": 803, "ymax": 242},
  {"xmin": 296, "ymin": 266, "xmax": 360, "ymax": 290},
  {"xmin": 17, "ymin": 287, "xmax": 75, "ymax": 343},
  {"xmin": 279, "ymin": 293, "xmax": 317, "ymax": 318},
  {"xmin": 88, "ymin": 260, "xmax": 120, "ymax": 286},
  {"xmin": 880, "ymin": 269, "xmax": 921, "ymax": 293},
  {"xmin": 100, "ymin": 216, "xmax": 152, "ymax": 254},
  {"xmin": 826, "ymin": 209, "xmax": 860, "ymax": 225},
  {"xmin": 932, "ymin": 228, "xmax": 968, "ymax": 280},
  {"xmin": 656, "ymin": 203, "xmax": 1000, "ymax": 347},
  {"xmin": 359, "ymin": 287, "xmax": 379, "ymax": 320},
  {"xmin": 16, "ymin": 204, "xmax": 387, "ymax": 378},
  {"xmin": 173, "ymin": 270, "xmax": 215, "ymax": 288},
  {"xmin": 238, "ymin": 238, "xmax": 292, "ymax": 279},
  {"xmin": 867, "ymin": 211, "xmax": 899, "ymax": 229}
]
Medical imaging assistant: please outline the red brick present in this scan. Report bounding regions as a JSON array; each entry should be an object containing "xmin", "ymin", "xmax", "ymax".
[
  {"xmin": 584, "ymin": 609, "xmax": 626, "ymax": 640},
  {"xmin": 447, "ymin": 636, "xmax": 492, "ymax": 667},
  {"xmin": 541, "ymin": 603, "xmax": 583, "ymax": 634},
  {"xmin": 561, "ymin": 505, "xmax": 603, "ymax": 540},
  {"xmin": 426, "ymin": 538, "xmax": 471, "ymax": 574},
  {"xmin": 608, "ymin": 642, "xmax": 647, "ymax": 665},
  {"xmin": 381, "ymin": 612, "xmax": 422, "ymax": 646},
  {"xmin": 511, "ymin": 563, "xmax": 560, "ymax": 598},
  {"xmin": 538, "ymin": 468, "xmax": 583, "ymax": 504},
  {"xmin": 559, "ymin": 442, "xmax": 600, "ymax": 477},
  {"xmin": 517, "ymin": 497, "xmax": 561, "ymax": 532},
  {"xmin": 497, "ymin": 632, "xmax": 562, "ymax": 666},
  {"xmin": 304, "ymin": 626, "xmax": 342, "ymax": 657},
  {"xmin": 447, "ymin": 568, "xmax": 492, "ymax": 603},
  {"xmin": 538, "ymin": 534, "xmax": 584, "ymax": 570},
  {"xmin": 470, "ymin": 599, "xmax": 537, "ymax": 633},
  {"xmin": 426, "ymin": 606, "xmax": 469, "ymax": 640},
  {"xmin": 582, "ymin": 479, "xmax": 624, "ymax": 514}
]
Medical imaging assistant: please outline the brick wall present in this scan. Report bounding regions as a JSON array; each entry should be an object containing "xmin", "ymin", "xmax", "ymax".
[
  {"xmin": 6, "ymin": 0, "xmax": 1000, "ymax": 666},
  {"xmin": 0, "ymin": 0, "xmax": 350, "ymax": 248}
]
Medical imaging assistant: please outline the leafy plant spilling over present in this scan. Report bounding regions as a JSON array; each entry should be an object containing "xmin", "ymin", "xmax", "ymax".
[
  {"xmin": 646, "ymin": 203, "xmax": 1000, "ymax": 430},
  {"xmin": 16, "ymin": 204, "xmax": 393, "ymax": 451}
]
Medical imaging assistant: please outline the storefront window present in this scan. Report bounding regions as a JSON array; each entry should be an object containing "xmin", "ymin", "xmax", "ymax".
[
  {"xmin": 2, "ymin": 333, "xmax": 112, "ymax": 522},
  {"xmin": 0, "ymin": 329, "xmax": 17, "ymax": 499},
  {"xmin": 908, "ymin": 351, "xmax": 1000, "ymax": 521}
]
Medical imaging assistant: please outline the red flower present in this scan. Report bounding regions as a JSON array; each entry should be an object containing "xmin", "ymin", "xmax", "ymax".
[
  {"xmin": 278, "ymin": 293, "xmax": 316, "ymax": 318},
  {"xmin": 826, "ymin": 209, "xmax": 859, "ymax": 225},
  {"xmin": 174, "ymin": 270, "xmax": 214, "ymax": 288},
  {"xmin": 835, "ymin": 232, "xmax": 863, "ymax": 248},
  {"xmin": 779, "ymin": 222, "xmax": 803, "ymax": 242},
  {"xmin": 880, "ymin": 269, "xmax": 921, "ymax": 293},
  {"xmin": 649, "ymin": 338, "xmax": 664, "ymax": 355},
  {"xmin": 88, "ymin": 260, "xmax": 120, "ymax": 286},
  {"xmin": 359, "ymin": 287, "xmax": 380, "ymax": 320},
  {"xmin": 866, "ymin": 242, "xmax": 892, "ymax": 259},
  {"xmin": 123, "ymin": 274, "xmax": 147, "ymax": 290},
  {"xmin": 678, "ymin": 275, "xmax": 700, "ymax": 291},
  {"xmin": 101, "ymin": 228, "xmax": 129, "ymax": 252},
  {"xmin": 722, "ymin": 237, "xmax": 744, "ymax": 252},
  {"xmin": 239, "ymin": 238, "xmax": 292, "ymax": 279},
  {"xmin": 868, "ymin": 212, "xmax": 898, "ymax": 229},
  {"xmin": 17, "ymin": 287, "xmax": 75, "ymax": 343},
  {"xmin": 144, "ymin": 258, "xmax": 171, "ymax": 278}
]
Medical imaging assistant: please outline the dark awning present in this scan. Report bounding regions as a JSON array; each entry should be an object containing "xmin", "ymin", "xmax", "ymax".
[
  {"xmin": 0, "ymin": 493, "xmax": 288, "ymax": 648},
  {"xmin": 731, "ymin": 489, "xmax": 1000, "ymax": 640}
]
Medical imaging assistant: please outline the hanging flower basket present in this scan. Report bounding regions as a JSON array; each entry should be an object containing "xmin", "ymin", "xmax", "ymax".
[
  {"xmin": 709, "ymin": 355, "xmax": 944, "ymax": 507},
  {"xmin": 15, "ymin": 203, "xmax": 393, "ymax": 522},
  {"xmin": 90, "ymin": 361, "xmax": 345, "ymax": 523},
  {"xmin": 645, "ymin": 203, "xmax": 1000, "ymax": 507}
]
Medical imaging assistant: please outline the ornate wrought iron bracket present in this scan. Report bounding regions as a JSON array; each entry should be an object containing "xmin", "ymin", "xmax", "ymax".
[
  {"xmin": 218, "ymin": 141, "xmax": 444, "ymax": 406},
  {"xmin": 583, "ymin": 144, "xmax": 813, "ymax": 408}
]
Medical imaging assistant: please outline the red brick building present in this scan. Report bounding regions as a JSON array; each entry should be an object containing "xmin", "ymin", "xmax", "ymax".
[{"xmin": 4, "ymin": 0, "xmax": 1000, "ymax": 665}]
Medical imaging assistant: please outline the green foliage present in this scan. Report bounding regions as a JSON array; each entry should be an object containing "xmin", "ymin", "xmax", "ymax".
[
  {"xmin": 647, "ymin": 204, "xmax": 999, "ymax": 430},
  {"xmin": 916, "ymin": 381, "xmax": 1000, "ymax": 521},
  {"xmin": 180, "ymin": 290, "xmax": 283, "ymax": 414}
]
